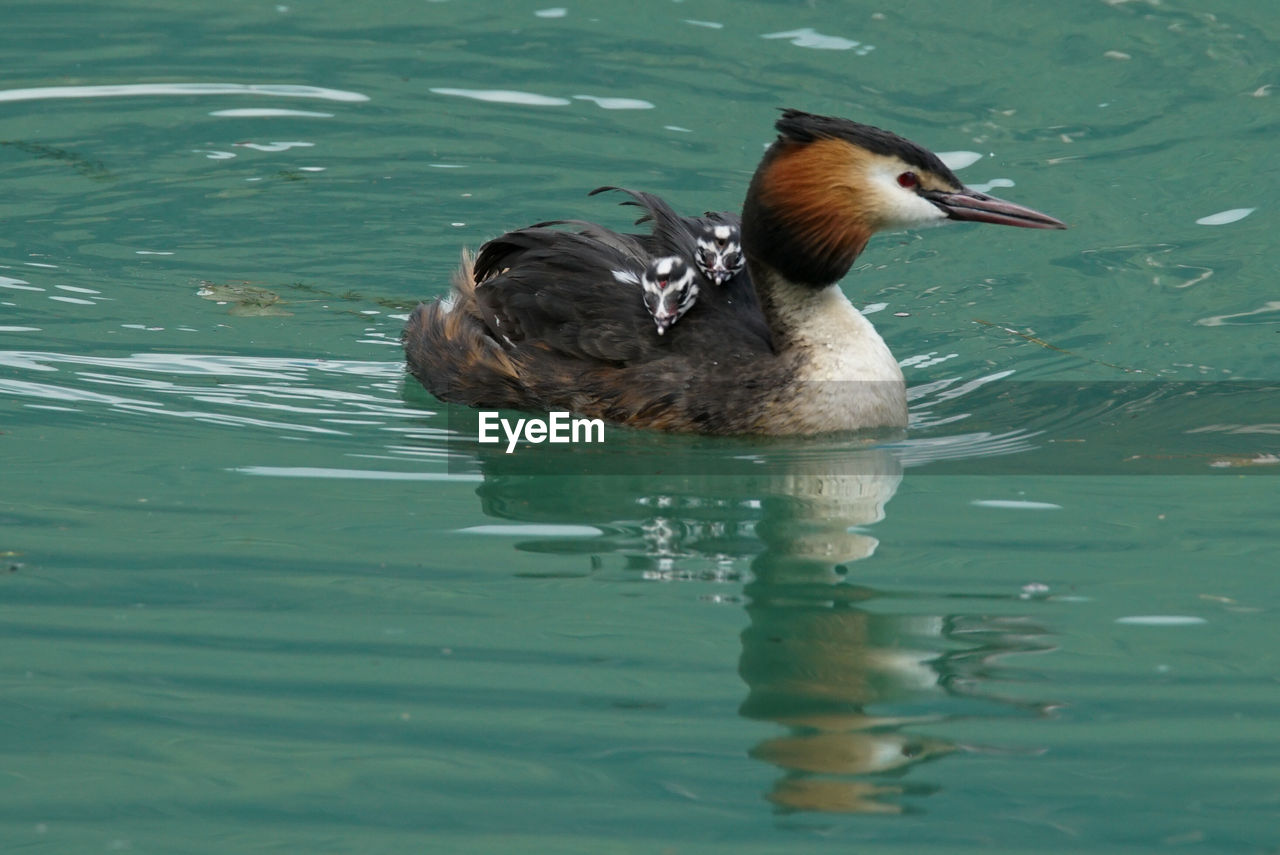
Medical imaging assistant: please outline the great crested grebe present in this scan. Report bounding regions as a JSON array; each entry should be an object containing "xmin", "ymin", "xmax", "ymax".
[{"xmin": 404, "ymin": 109, "xmax": 1065, "ymax": 435}]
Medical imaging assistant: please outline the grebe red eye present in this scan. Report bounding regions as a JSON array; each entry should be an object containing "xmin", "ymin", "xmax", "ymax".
[{"xmin": 897, "ymin": 171, "xmax": 919, "ymax": 189}]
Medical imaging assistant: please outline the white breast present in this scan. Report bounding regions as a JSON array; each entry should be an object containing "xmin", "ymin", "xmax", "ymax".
[{"xmin": 766, "ymin": 274, "xmax": 908, "ymax": 432}]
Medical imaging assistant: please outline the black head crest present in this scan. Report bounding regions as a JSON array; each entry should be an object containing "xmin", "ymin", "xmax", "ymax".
[{"xmin": 774, "ymin": 109, "xmax": 961, "ymax": 187}]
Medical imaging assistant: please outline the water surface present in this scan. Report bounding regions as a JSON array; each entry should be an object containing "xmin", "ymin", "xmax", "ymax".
[{"xmin": 2, "ymin": 1, "xmax": 1277, "ymax": 852}]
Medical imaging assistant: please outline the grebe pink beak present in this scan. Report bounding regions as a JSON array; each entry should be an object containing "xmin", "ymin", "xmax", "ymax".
[{"xmin": 924, "ymin": 188, "xmax": 1067, "ymax": 230}]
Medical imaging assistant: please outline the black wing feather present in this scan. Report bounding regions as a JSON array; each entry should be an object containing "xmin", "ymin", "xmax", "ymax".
[
  {"xmin": 589, "ymin": 186, "xmax": 699, "ymax": 259},
  {"xmin": 471, "ymin": 194, "xmax": 776, "ymax": 368},
  {"xmin": 473, "ymin": 228, "xmax": 658, "ymax": 363}
]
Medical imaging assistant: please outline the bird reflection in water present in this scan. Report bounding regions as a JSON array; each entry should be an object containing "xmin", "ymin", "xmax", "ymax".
[{"xmin": 467, "ymin": 440, "xmax": 1058, "ymax": 814}]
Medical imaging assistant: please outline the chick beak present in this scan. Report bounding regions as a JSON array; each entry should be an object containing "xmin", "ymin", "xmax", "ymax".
[{"xmin": 925, "ymin": 188, "xmax": 1067, "ymax": 230}]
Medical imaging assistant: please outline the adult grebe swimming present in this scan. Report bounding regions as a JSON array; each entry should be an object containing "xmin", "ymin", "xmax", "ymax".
[{"xmin": 403, "ymin": 109, "xmax": 1065, "ymax": 434}]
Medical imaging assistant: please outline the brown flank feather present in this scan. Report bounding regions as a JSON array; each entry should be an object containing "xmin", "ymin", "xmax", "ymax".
[{"xmin": 404, "ymin": 251, "xmax": 537, "ymax": 410}]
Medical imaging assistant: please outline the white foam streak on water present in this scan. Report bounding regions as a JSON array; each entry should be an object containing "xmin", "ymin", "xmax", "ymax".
[
  {"xmin": 459, "ymin": 524, "xmax": 604, "ymax": 536},
  {"xmin": 572, "ymin": 95, "xmax": 654, "ymax": 110},
  {"xmin": 762, "ymin": 28, "xmax": 867, "ymax": 51},
  {"xmin": 939, "ymin": 151, "xmax": 983, "ymax": 170},
  {"xmin": 210, "ymin": 108, "xmax": 334, "ymax": 117},
  {"xmin": 967, "ymin": 178, "xmax": 1016, "ymax": 193},
  {"xmin": 233, "ymin": 466, "xmax": 482, "ymax": 482},
  {"xmin": 431, "ymin": 88, "xmax": 652, "ymax": 110},
  {"xmin": 0, "ymin": 83, "xmax": 370, "ymax": 103},
  {"xmin": 971, "ymin": 499, "xmax": 1064, "ymax": 510},
  {"xmin": 1196, "ymin": 300, "xmax": 1280, "ymax": 327},
  {"xmin": 233, "ymin": 141, "xmax": 315, "ymax": 151},
  {"xmin": 1195, "ymin": 207, "xmax": 1256, "ymax": 226},
  {"xmin": 430, "ymin": 88, "xmax": 571, "ymax": 106},
  {"xmin": 1115, "ymin": 615, "xmax": 1208, "ymax": 626}
]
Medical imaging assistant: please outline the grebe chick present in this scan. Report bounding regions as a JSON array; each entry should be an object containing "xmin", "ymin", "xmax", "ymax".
[
  {"xmin": 589, "ymin": 185, "xmax": 739, "ymax": 286},
  {"xmin": 639, "ymin": 255, "xmax": 699, "ymax": 335},
  {"xmin": 692, "ymin": 213, "xmax": 745, "ymax": 287},
  {"xmin": 589, "ymin": 186, "xmax": 759, "ymax": 334},
  {"xmin": 404, "ymin": 109, "xmax": 1065, "ymax": 435}
]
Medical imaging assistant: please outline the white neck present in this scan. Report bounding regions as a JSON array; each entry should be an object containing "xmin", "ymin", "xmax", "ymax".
[{"xmin": 756, "ymin": 267, "xmax": 908, "ymax": 432}]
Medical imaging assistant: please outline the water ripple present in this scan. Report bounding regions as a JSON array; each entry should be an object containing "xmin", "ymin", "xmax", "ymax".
[
  {"xmin": 0, "ymin": 351, "xmax": 410, "ymax": 435},
  {"xmin": 233, "ymin": 466, "xmax": 480, "ymax": 482},
  {"xmin": 0, "ymin": 83, "xmax": 369, "ymax": 103},
  {"xmin": 430, "ymin": 87, "xmax": 571, "ymax": 107}
]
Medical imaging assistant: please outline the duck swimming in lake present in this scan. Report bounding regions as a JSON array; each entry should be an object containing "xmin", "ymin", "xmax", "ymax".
[{"xmin": 403, "ymin": 109, "xmax": 1065, "ymax": 434}]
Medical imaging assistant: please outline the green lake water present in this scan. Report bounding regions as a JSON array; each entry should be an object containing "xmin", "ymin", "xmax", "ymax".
[{"xmin": 2, "ymin": 1, "xmax": 1277, "ymax": 852}]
